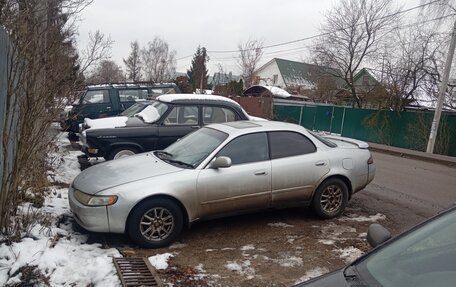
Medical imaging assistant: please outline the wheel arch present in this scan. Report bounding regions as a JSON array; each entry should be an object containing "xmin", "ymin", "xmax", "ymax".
[
  {"xmin": 125, "ymin": 194, "xmax": 190, "ymax": 231},
  {"xmin": 315, "ymin": 174, "xmax": 353, "ymax": 200}
]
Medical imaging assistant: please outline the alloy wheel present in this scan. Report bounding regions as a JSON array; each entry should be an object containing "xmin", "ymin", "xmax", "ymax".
[
  {"xmin": 139, "ymin": 207, "xmax": 175, "ymax": 241},
  {"xmin": 320, "ymin": 185, "xmax": 343, "ymax": 213}
]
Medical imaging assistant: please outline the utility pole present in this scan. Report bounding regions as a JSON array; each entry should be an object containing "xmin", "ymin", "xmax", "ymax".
[{"xmin": 426, "ymin": 20, "xmax": 456, "ymax": 153}]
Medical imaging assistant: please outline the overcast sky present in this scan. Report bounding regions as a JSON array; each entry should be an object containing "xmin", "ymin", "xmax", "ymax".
[{"xmin": 76, "ymin": 0, "xmax": 417, "ymax": 76}]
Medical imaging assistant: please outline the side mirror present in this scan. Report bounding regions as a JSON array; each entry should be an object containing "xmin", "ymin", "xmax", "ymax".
[
  {"xmin": 367, "ymin": 223, "xmax": 391, "ymax": 248},
  {"xmin": 209, "ymin": 156, "xmax": 232, "ymax": 169}
]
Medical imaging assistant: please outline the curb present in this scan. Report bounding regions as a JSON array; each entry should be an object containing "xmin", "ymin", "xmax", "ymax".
[{"xmin": 368, "ymin": 142, "xmax": 456, "ymax": 167}]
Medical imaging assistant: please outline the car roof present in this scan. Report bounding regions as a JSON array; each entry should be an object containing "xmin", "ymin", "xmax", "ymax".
[
  {"xmin": 208, "ymin": 120, "xmax": 306, "ymax": 136},
  {"xmin": 156, "ymin": 94, "xmax": 240, "ymax": 106}
]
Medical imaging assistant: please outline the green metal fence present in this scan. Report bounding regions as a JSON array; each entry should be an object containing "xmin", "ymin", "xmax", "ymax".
[{"xmin": 274, "ymin": 103, "xmax": 456, "ymax": 157}]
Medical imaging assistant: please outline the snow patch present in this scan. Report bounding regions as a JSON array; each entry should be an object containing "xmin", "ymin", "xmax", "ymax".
[
  {"xmin": 272, "ymin": 256, "xmax": 303, "ymax": 268},
  {"xmin": 267, "ymin": 222, "xmax": 294, "ymax": 228},
  {"xmin": 241, "ymin": 244, "xmax": 255, "ymax": 251},
  {"xmin": 334, "ymin": 246, "xmax": 364, "ymax": 263},
  {"xmin": 148, "ymin": 253, "xmax": 175, "ymax": 270},
  {"xmin": 318, "ymin": 239, "xmax": 335, "ymax": 245},
  {"xmin": 169, "ymin": 242, "xmax": 188, "ymax": 249},
  {"xmin": 225, "ymin": 260, "xmax": 255, "ymax": 280},
  {"xmin": 294, "ymin": 267, "xmax": 329, "ymax": 284},
  {"xmin": 135, "ymin": 105, "xmax": 160, "ymax": 123},
  {"xmin": 84, "ymin": 116, "xmax": 128, "ymax": 130},
  {"xmin": 339, "ymin": 213, "xmax": 386, "ymax": 222},
  {"xmin": 157, "ymin": 93, "xmax": 239, "ymax": 105}
]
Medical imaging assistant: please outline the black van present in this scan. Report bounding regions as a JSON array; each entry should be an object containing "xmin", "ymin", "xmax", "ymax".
[{"xmin": 61, "ymin": 83, "xmax": 180, "ymax": 133}]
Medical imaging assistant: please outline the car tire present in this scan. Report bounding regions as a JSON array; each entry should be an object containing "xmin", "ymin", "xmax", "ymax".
[
  {"xmin": 108, "ymin": 147, "xmax": 138, "ymax": 160},
  {"xmin": 312, "ymin": 178, "xmax": 348, "ymax": 219},
  {"xmin": 127, "ymin": 198, "xmax": 184, "ymax": 248}
]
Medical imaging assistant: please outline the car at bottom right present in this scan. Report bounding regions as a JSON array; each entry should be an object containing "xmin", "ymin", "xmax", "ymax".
[{"xmin": 295, "ymin": 205, "xmax": 456, "ymax": 287}]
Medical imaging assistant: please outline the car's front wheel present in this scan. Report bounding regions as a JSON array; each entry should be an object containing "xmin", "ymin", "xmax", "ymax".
[
  {"xmin": 127, "ymin": 198, "xmax": 184, "ymax": 248},
  {"xmin": 312, "ymin": 178, "xmax": 348, "ymax": 219},
  {"xmin": 109, "ymin": 147, "xmax": 138, "ymax": 160}
]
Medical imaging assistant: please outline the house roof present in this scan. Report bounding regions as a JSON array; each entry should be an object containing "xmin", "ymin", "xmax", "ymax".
[{"xmin": 257, "ymin": 58, "xmax": 344, "ymax": 88}]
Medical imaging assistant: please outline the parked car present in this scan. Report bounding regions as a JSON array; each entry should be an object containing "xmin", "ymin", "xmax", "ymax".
[
  {"xmin": 79, "ymin": 94, "xmax": 257, "ymax": 160},
  {"xmin": 61, "ymin": 83, "xmax": 180, "ymax": 133},
  {"xmin": 69, "ymin": 120, "xmax": 375, "ymax": 248},
  {"xmin": 295, "ymin": 205, "xmax": 456, "ymax": 287}
]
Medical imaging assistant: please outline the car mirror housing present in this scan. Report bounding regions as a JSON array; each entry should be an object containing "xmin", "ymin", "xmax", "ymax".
[
  {"xmin": 209, "ymin": 156, "xmax": 232, "ymax": 169},
  {"xmin": 367, "ymin": 223, "xmax": 391, "ymax": 248}
]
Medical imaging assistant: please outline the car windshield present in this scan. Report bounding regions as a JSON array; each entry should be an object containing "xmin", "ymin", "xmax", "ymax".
[
  {"xmin": 356, "ymin": 208, "xmax": 456, "ymax": 287},
  {"xmin": 120, "ymin": 102, "xmax": 150, "ymax": 117},
  {"xmin": 135, "ymin": 101, "xmax": 168, "ymax": 123},
  {"xmin": 157, "ymin": 127, "xmax": 228, "ymax": 168}
]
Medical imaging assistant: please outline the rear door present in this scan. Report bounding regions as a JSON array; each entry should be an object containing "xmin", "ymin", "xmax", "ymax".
[
  {"xmin": 156, "ymin": 104, "xmax": 200, "ymax": 149},
  {"xmin": 196, "ymin": 132, "xmax": 271, "ymax": 218},
  {"xmin": 269, "ymin": 131, "xmax": 330, "ymax": 204}
]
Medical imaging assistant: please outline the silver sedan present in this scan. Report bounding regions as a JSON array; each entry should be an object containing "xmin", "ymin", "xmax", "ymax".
[{"xmin": 69, "ymin": 121, "xmax": 375, "ymax": 248}]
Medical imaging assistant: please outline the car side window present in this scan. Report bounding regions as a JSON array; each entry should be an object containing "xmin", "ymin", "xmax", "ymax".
[
  {"xmin": 203, "ymin": 106, "xmax": 237, "ymax": 124},
  {"xmin": 82, "ymin": 90, "xmax": 110, "ymax": 104},
  {"xmin": 216, "ymin": 133, "xmax": 269, "ymax": 165},
  {"xmin": 119, "ymin": 89, "xmax": 148, "ymax": 102},
  {"xmin": 269, "ymin": 131, "xmax": 316, "ymax": 159},
  {"xmin": 164, "ymin": 106, "xmax": 199, "ymax": 125}
]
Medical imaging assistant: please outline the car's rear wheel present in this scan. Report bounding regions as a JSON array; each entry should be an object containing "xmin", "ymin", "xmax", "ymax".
[
  {"xmin": 127, "ymin": 198, "xmax": 184, "ymax": 248},
  {"xmin": 109, "ymin": 147, "xmax": 138, "ymax": 160},
  {"xmin": 312, "ymin": 178, "xmax": 348, "ymax": 219}
]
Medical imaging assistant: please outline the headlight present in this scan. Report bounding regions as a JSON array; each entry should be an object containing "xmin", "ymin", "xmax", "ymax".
[{"xmin": 73, "ymin": 189, "xmax": 117, "ymax": 206}]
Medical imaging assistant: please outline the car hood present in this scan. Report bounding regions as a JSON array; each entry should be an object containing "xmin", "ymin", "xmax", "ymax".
[
  {"xmin": 85, "ymin": 116, "xmax": 129, "ymax": 130},
  {"xmin": 72, "ymin": 153, "xmax": 182, "ymax": 194}
]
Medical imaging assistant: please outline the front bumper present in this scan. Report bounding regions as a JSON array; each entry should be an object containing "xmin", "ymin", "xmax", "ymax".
[
  {"xmin": 68, "ymin": 186, "xmax": 110, "ymax": 233},
  {"xmin": 81, "ymin": 143, "xmax": 104, "ymax": 158}
]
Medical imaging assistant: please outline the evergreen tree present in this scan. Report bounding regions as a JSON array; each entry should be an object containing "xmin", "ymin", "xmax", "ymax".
[
  {"xmin": 187, "ymin": 46, "xmax": 209, "ymax": 92},
  {"xmin": 123, "ymin": 41, "xmax": 142, "ymax": 82}
]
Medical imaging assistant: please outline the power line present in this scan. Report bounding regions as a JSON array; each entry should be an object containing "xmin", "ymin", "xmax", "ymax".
[
  {"xmin": 206, "ymin": 0, "xmax": 443, "ymax": 54},
  {"xmin": 209, "ymin": 13, "xmax": 455, "ymax": 62}
]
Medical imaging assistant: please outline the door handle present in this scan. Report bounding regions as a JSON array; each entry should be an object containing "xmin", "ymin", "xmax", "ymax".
[
  {"xmin": 315, "ymin": 161, "xmax": 326, "ymax": 166},
  {"xmin": 106, "ymin": 106, "xmax": 112, "ymax": 110},
  {"xmin": 254, "ymin": 170, "xmax": 266, "ymax": 175},
  {"xmin": 191, "ymin": 126, "xmax": 199, "ymax": 129}
]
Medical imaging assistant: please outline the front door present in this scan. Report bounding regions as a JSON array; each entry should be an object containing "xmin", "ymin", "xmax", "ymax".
[{"xmin": 196, "ymin": 132, "xmax": 271, "ymax": 218}]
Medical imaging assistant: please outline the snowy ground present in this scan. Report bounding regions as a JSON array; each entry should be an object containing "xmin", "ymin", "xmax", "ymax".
[{"xmin": 0, "ymin": 125, "xmax": 389, "ymax": 286}]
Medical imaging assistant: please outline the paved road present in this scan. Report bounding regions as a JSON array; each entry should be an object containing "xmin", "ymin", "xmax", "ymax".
[{"xmin": 351, "ymin": 151, "xmax": 456, "ymax": 232}]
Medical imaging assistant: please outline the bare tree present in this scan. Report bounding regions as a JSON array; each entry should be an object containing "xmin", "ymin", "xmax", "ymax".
[
  {"xmin": 78, "ymin": 30, "xmax": 113, "ymax": 77},
  {"xmin": 86, "ymin": 60, "xmax": 125, "ymax": 84},
  {"xmin": 378, "ymin": 26, "xmax": 443, "ymax": 110},
  {"xmin": 141, "ymin": 37, "xmax": 176, "ymax": 83},
  {"xmin": 237, "ymin": 39, "xmax": 263, "ymax": 88},
  {"xmin": 123, "ymin": 40, "xmax": 142, "ymax": 82},
  {"xmin": 311, "ymin": 0, "xmax": 397, "ymax": 108},
  {"xmin": 0, "ymin": 0, "xmax": 89, "ymax": 235}
]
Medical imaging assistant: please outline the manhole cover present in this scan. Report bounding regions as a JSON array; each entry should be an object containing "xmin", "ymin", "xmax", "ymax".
[{"xmin": 113, "ymin": 257, "xmax": 163, "ymax": 287}]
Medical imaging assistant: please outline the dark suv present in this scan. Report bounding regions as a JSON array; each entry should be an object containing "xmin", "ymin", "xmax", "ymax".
[
  {"xmin": 79, "ymin": 94, "xmax": 256, "ymax": 160},
  {"xmin": 61, "ymin": 83, "xmax": 180, "ymax": 133}
]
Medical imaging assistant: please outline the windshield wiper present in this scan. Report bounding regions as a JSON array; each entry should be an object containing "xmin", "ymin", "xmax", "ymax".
[
  {"xmin": 155, "ymin": 150, "xmax": 173, "ymax": 157},
  {"xmin": 164, "ymin": 158, "xmax": 194, "ymax": 169}
]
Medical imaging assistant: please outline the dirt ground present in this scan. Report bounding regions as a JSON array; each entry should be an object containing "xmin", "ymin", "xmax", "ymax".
[{"xmin": 84, "ymin": 196, "xmax": 403, "ymax": 287}]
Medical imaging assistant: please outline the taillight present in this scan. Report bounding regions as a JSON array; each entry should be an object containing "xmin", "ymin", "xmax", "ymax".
[{"xmin": 367, "ymin": 154, "xmax": 374, "ymax": 164}]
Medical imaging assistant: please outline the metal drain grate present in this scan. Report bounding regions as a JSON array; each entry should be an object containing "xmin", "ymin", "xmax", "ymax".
[{"xmin": 113, "ymin": 257, "xmax": 163, "ymax": 287}]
